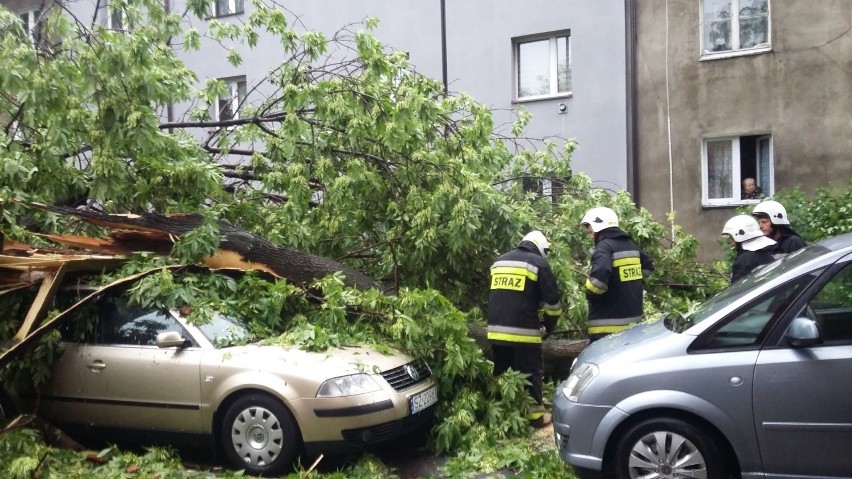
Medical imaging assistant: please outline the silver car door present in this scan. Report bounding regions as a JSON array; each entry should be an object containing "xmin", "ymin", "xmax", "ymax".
[{"xmin": 753, "ymin": 260, "xmax": 852, "ymax": 477}]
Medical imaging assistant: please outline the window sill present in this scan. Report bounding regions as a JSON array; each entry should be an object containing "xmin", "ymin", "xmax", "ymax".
[
  {"xmin": 513, "ymin": 92, "xmax": 572, "ymax": 105},
  {"xmin": 702, "ymin": 199, "xmax": 764, "ymax": 209},
  {"xmin": 207, "ymin": 11, "xmax": 245, "ymax": 20},
  {"xmin": 699, "ymin": 45, "xmax": 772, "ymax": 62}
]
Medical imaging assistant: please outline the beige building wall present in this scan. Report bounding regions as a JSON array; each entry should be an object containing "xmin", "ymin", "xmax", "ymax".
[{"xmin": 635, "ymin": 0, "xmax": 852, "ymax": 261}]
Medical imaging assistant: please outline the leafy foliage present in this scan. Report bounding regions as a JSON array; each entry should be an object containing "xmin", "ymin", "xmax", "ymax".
[
  {"xmin": 771, "ymin": 181, "xmax": 852, "ymax": 241},
  {"xmin": 0, "ymin": 1, "xmax": 740, "ymax": 477}
]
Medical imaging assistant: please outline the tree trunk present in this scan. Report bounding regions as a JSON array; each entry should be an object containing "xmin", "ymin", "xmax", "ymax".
[
  {"xmin": 466, "ymin": 323, "xmax": 588, "ymax": 380},
  {"xmin": 22, "ymin": 202, "xmax": 383, "ymax": 291}
]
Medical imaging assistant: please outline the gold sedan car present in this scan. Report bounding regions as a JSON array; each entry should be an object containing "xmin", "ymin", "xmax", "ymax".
[{"xmin": 29, "ymin": 280, "xmax": 438, "ymax": 476}]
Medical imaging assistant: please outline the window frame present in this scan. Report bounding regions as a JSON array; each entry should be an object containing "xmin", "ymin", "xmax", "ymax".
[
  {"xmin": 212, "ymin": 76, "xmax": 247, "ymax": 122},
  {"xmin": 18, "ymin": 9, "xmax": 41, "ymax": 41},
  {"xmin": 512, "ymin": 30, "xmax": 572, "ymax": 102},
  {"xmin": 699, "ymin": 0, "xmax": 771, "ymax": 60},
  {"xmin": 212, "ymin": 0, "xmax": 245, "ymax": 18},
  {"xmin": 100, "ymin": 0, "xmax": 129, "ymax": 31},
  {"xmin": 700, "ymin": 133, "xmax": 774, "ymax": 207}
]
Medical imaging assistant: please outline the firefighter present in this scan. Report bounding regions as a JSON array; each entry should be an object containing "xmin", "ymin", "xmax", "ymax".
[
  {"xmin": 751, "ymin": 200, "xmax": 806, "ymax": 256},
  {"xmin": 580, "ymin": 207, "xmax": 654, "ymax": 343},
  {"xmin": 722, "ymin": 214, "xmax": 777, "ymax": 282},
  {"xmin": 487, "ymin": 230, "xmax": 562, "ymax": 428}
]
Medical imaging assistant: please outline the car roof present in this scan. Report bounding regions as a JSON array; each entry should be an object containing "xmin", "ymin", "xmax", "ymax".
[{"xmin": 816, "ymin": 232, "xmax": 852, "ymax": 252}]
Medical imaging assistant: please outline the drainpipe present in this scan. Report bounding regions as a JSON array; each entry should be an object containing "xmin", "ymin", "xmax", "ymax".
[
  {"xmin": 664, "ymin": 0, "xmax": 675, "ymax": 241},
  {"xmin": 165, "ymin": 0, "xmax": 174, "ymax": 131},
  {"xmin": 440, "ymin": 0, "xmax": 448, "ymax": 95},
  {"xmin": 625, "ymin": 0, "xmax": 637, "ymax": 199}
]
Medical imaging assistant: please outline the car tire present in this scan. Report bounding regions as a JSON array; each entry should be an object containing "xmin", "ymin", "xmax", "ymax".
[
  {"xmin": 613, "ymin": 417, "xmax": 728, "ymax": 479},
  {"xmin": 220, "ymin": 393, "xmax": 300, "ymax": 476}
]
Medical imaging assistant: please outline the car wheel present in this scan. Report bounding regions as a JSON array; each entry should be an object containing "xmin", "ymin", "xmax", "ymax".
[
  {"xmin": 220, "ymin": 393, "xmax": 300, "ymax": 476},
  {"xmin": 613, "ymin": 417, "xmax": 727, "ymax": 479}
]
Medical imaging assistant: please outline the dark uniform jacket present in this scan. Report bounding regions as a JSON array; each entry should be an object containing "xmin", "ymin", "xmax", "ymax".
[
  {"xmin": 731, "ymin": 247, "xmax": 775, "ymax": 282},
  {"xmin": 487, "ymin": 241, "xmax": 562, "ymax": 347},
  {"xmin": 585, "ymin": 228, "xmax": 653, "ymax": 338},
  {"xmin": 771, "ymin": 228, "xmax": 806, "ymax": 256}
]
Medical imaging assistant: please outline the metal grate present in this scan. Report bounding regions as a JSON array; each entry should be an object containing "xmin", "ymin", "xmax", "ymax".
[{"xmin": 380, "ymin": 358, "xmax": 432, "ymax": 391}]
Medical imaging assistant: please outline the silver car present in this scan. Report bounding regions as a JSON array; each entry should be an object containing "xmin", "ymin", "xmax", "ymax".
[{"xmin": 554, "ymin": 233, "xmax": 852, "ymax": 479}]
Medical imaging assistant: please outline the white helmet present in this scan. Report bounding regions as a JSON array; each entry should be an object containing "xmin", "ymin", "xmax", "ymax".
[
  {"xmin": 722, "ymin": 215, "xmax": 776, "ymax": 251},
  {"xmin": 581, "ymin": 207, "xmax": 619, "ymax": 233},
  {"xmin": 522, "ymin": 230, "xmax": 550, "ymax": 257},
  {"xmin": 752, "ymin": 200, "xmax": 790, "ymax": 225}
]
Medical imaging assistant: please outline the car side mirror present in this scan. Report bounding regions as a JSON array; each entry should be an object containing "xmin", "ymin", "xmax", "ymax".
[
  {"xmin": 785, "ymin": 317, "xmax": 822, "ymax": 348},
  {"xmin": 156, "ymin": 331, "xmax": 188, "ymax": 348}
]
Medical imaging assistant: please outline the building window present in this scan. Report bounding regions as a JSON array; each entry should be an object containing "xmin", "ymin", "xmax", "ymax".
[
  {"xmin": 514, "ymin": 31, "xmax": 571, "ymax": 101},
  {"xmin": 213, "ymin": 0, "xmax": 244, "ymax": 17},
  {"xmin": 701, "ymin": 0, "xmax": 770, "ymax": 56},
  {"xmin": 212, "ymin": 77, "xmax": 247, "ymax": 121},
  {"xmin": 18, "ymin": 10, "xmax": 41, "ymax": 40},
  {"xmin": 99, "ymin": 1, "xmax": 130, "ymax": 30},
  {"xmin": 701, "ymin": 134, "xmax": 773, "ymax": 206}
]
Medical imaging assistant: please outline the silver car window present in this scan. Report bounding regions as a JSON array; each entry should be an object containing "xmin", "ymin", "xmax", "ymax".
[
  {"xmin": 805, "ymin": 263, "xmax": 852, "ymax": 344},
  {"xmin": 693, "ymin": 273, "xmax": 818, "ymax": 350},
  {"xmin": 679, "ymin": 245, "xmax": 829, "ymax": 330}
]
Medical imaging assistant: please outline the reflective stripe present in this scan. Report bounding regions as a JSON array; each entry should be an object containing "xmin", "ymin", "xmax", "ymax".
[
  {"xmin": 491, "ymin": 265, "xmax": 538, "ymax": 281},
  {"xmin": 588, "ymin": 323, "xmax": 636, "ymax": 334},
  {"xmin": 589, "ymin": 316, "xmax": 642, "ymax": 327},
  {"xmin": 492, "ymin": 260, "xmax": 539, "ymax": 275},
  {"xmin": 488, "ymin": 325, "xmax": 542, "ymax": 335},
  {"xmin": 543, "ymin": 302, "xmax": 562, "ymax": 316},
  {"xmin": 613, "ymin": 250, "xmax": 640, "ymax": 259},
  {"xmin": 612, "ymin": 257, "xmax": 640, "ymax": 267},
  {"xmin": 586, "ymin": 278, "xmax": 607, "ymax": 294},
  {"xmin": 487, "ymin": 332, "xmax": 543, "ymax": 344}
]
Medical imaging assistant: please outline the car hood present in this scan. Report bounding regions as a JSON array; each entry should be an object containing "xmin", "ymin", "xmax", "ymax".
[
  {"xmin": 211, "ymin": 344, "xmax": 411, "ymax": 381},
  {"xmin": 575, "ymin": 316, "xmax": 676, "ymax": 366}
]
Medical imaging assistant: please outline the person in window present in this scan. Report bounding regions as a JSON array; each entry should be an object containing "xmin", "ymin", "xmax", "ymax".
[
  {"xmin": 741, "ymin": 177, "xmax": 762, "ymax": 199},
  {"xmin": 580, "ymin": 207, "xmax": 654, "ymax": 343},
  {"xmin": 752, "ymin": 200, "xmax": 806, "ymax": 256},
  {"xmin": 722, "ymin": 215, "xmax": 776, "ymax": 282},
  {"xmin": 487, "ymin": 231, "xmax": 562, "ymax": 428}
]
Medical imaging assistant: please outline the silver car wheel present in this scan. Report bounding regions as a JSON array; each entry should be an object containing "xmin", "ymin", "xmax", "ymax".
[
  {"xmin": 628, "ymin": 431, "xmax": 707, "ymax": 479},
  {"xmin": 230, "ymin": 405, "xmax": 285, "ymax": 467}
]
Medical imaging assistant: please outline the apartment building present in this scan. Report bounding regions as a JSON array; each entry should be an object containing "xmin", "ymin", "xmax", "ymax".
[
  {"xmin": 2, "ymin": 0, "xmax": 636, "ymax": 194},
  {"xmin": 634, "ymin": 0, "xmax": 852, "ymax": 260}
]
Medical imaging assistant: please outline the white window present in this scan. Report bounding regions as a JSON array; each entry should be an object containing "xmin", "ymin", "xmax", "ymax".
[
  {"xmin": 701, "ymin": 134, "xmax": 773, "ymax": 206},
  {"xmin": 212, "ymin": 77, "xmax": 247, "ymax": 121},
  {"xmin": 213, "ymin": 0, "xmax": 244, "ymax": 17},
  {"xmin": 701, "ymin": 0, "xmax": 770, "ymax": 57},
  {"xmin": 99, "ymin": 1, "xmax": 128, "ymax": 30},
  {"xmin": 18, "ymin": 10, "xmax": 41, "ymax": 40},
  {"xmin": 513, "ymin": 31, "xmax": 571, "ymax": 101}
]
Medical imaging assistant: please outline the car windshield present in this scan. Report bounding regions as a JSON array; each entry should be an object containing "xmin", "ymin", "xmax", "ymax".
[
  {"xmin": 196, "ymin": 313, "xmax": 252, "ymax": 347},
  {"xmin": 665, "ymin": 244, "xmax": 831, "ymax": 333}
]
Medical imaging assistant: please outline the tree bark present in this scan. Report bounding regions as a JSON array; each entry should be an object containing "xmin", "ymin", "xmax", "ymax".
[
  {"xmin": 21, "ymin": 201, "xmax": 383, "ymax": 291},
  {"xmin": 466, "ymin": 323, "xmax": 588, "ymax": 380}
]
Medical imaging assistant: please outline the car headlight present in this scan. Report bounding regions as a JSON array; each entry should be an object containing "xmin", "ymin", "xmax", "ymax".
[
  {"xmin": 561, "ymin": 363, "xmax": 599, "ymax": 402},
  {"xmin": 316, "ymin": 374, "xmax": 382, "ymax": 397}
]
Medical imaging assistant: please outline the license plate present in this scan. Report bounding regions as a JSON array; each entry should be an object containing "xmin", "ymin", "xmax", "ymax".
[{"xmin": 409, "ymin": 386, "xmax": 438, "ymax": 414}]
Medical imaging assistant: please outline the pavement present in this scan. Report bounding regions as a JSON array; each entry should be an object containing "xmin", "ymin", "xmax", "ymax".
[{"xmin": 376, "ymin": 422, "xmax": 556, "ymax": 478}]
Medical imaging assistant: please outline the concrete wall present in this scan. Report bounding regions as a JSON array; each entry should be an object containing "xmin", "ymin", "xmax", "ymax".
[
  {"xmin": 170, "ymin": 0, "xmax": 631, "ymax": 191},
  {"xmin": 635, "ymin": 0, "xmax": 852, "ymax": 261}
]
